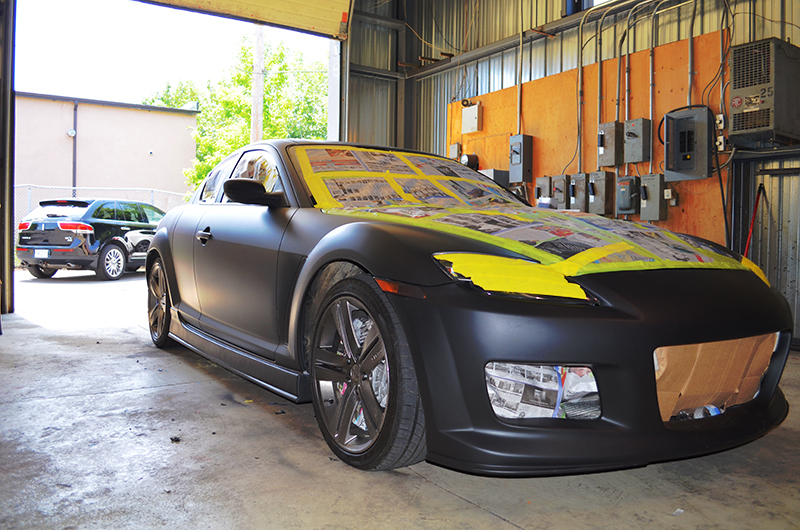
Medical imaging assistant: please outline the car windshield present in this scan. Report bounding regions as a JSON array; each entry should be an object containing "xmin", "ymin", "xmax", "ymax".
[{"xmin": 288, "ymin": 146, "xmax": 523, "ymax": 209}]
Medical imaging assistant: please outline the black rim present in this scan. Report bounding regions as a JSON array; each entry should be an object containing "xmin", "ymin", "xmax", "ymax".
[
  {"xmin": 148, "ymin": 261, "xmax": 168, "ymax": 341},
  {"xmin": 313, "ymin": 296, "xmax": 390, "ymax": 454}
]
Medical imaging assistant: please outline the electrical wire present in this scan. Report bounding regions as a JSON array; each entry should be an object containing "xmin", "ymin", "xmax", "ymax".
[
  {"xmin": 424, "ymin": 0, "xmax": 464, "ymax": 53},
  {"xmin": 563, "ymin": 33, "xmax": 599, "ymax": 174},
  {"xmin": 561, "ymin": 74, "xmax": 581, "ymax": 176},
  {"xmin": 732, "ymin": 11, "xmax": 800, "ymax": 36},
  {"xmin": 714, "ymin": 147, "xmax": 732, "ymax": 249},
  {"xmin": 744, "ymin": 183, "xmax": 766, "ymax": 257}
]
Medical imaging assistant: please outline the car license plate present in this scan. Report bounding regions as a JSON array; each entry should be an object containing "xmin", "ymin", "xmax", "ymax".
[{"xmin": 33, "ymin": 249, "xmax": 49, "ymax": 258}]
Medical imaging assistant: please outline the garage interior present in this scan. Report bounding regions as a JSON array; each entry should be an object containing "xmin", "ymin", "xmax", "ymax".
[{"xmin": 2, "ymin": 0, "xmax": 800, "ymax": 528}]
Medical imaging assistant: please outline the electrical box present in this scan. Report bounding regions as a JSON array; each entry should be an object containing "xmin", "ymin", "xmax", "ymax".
[
  {"xmin": 551, "ymin": 175, "xmax": 569, "ymax": 209},
  {"xmin": 640, "ymin": 173, "xmax": 668, "ymax": 221},
  {"xmin": 509, "ymin": 134, "xmax": 533, "ymax": 183},
  {"xmin": 479, "ymin": 169, "xmax": 510, "ymax": 188},
  {"xmin": 534, "ymin": 176, "xmax": 551, "ymax": 200},
  {"xmin": 588, "ymin": 171, "xmax": 614, "ymax": 215},
  {"xmin": 569, "ymin": 173, "xmax": 588, "ymax": 212},
  {"xmin": 624, "ymin": 118, "xmax": 651, "ymax": 164},
  {"xmin": 664, "ymin": 107, "xmax": 714, "ymax": 182},
  {"xmin": 616, "ymin": 175, "xmax": 640, "ymax": 215},
  {"xmin": 462, "ymin": 103, "xmax": 483, "ymax": 134},
  {"xmin": 448, "ymin": 143, "xmax": 461, "ymax": 159},
  {"xmin": 729, "ymin": 38, "xmax": 800, "ymax": 147},
  {"xmin": 598, "ymin": 121, "xmax": 623, "ymax": 167}
]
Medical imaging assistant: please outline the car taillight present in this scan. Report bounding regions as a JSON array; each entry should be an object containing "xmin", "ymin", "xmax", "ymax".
[
  {"xmin": 18, "ymin": 221, "xmax": 31, "ymax": 230},
  {"xmin": 57, "ymin": 221, "xmax": 94, "ymax": 234}
]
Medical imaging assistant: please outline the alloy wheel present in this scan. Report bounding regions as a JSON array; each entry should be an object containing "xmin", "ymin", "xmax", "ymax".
[{"xmin": 313, "ymin": 295, "xmax": 390, "ymax": 454}]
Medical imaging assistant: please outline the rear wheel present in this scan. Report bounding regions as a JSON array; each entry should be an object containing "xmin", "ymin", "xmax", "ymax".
[
  {"xmin": 27, "ymin": 265, "xmax": 57, "ymax": 279},
  {"xmin": 147, "ymin": 258, "xmax": 174, "ymax": 348},
  {"xmin": 309, "ymin": 274, "xmax": 426, "ymax": 470},
  {"xmin": 96, "ymin": 245, "xmax": 125, "ymax": 280}
]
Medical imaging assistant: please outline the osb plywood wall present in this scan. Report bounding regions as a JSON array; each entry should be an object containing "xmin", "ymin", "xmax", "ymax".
[{"xmin": 448, "ymin": 30, "xmax": 730, "ymax": 244}]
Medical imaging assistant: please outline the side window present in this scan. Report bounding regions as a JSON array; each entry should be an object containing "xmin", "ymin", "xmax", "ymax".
[
  {"xmin": 141, "ymin": 205, "xmax": 165, "ymax": 225},
  {"xmin": 230, "ymin": 151, "xmax": 283, "ymax": 194},
  {"xmin": 117, "ymin": 202, "xmax": 146, "ymax": 223},
  {"xmin": 93, "ymin": 202, "xmax": 115, "ymax": 220},
  {"xmin": 200, "ymin": 168, "xmax": 223, "ymax": 203}
]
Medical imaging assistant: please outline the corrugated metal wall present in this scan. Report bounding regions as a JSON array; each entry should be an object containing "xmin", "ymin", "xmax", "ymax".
[
  {"xmin": 406, "ymin": 0, "xmax": 800, "ymax": 156},
  {"xmin": 346, "ymin": 0, "xmax": 399, "ymax": 145},
  {"xmin": 748, "ymin": 157, "xmax": 800, "ymax": 342}
]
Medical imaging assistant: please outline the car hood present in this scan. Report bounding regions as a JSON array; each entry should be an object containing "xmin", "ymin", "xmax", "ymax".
[{"xmin": 321, "ymin": 204, "xmax": 758, "ymax": 280}]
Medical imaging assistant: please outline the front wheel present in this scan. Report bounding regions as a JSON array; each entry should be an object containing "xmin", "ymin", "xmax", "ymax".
[
  {"xmin": 147, "ymin": 258, "xmax": 174, "ymax": 348},
  {"xmin": 309, "ymin": 274, "xmax": 426, "ymax": 470},
  {"xmin": 96, "ymin": 245, "xmax": 125, "ymax": 280},
  {"xmin": 27, "ymin": 265, "xmax": 57, "ymax": 279}
]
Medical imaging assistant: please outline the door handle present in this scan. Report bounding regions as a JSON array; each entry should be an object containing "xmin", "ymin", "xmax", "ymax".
[
  {"xmin": 195, "ymin": 227, "xmax": 212, "ymax": 245},
  {"xmin": 120, "ymin": 226, "xmax": 131, "ymax": 231}
]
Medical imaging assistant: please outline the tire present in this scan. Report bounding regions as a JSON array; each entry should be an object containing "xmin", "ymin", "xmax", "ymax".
[
  {"xmin": 96, "ymin": 245, "xmax": 126, "ymax": 280},
  {"xmin": 147, "ymin": 258, "xmax": 175, "ymax": 348},
  {"xmin": 309, "ymin": 274, "xmax": 426, "ymax": 470},
  {"xmin": 27, "ymin": 265, "xmax": 57, "ymax": 279}
]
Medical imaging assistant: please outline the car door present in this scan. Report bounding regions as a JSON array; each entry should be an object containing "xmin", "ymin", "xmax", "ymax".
[
  {"xmin": 193, "ymin": 148, "xmax": 294, "ymax": 359},
  {"xmin": 169, "ymin": 163, "xmax": 233, "ymax": 329},
  {"xmin": 117, "ymin": 201, "xmax": 156, "ymax": 265},
  {"xmin": 88, "ymin": 201, "xmax": 119, "ymax": 246}
]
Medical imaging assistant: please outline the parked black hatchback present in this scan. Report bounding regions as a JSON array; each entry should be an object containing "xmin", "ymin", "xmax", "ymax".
[{"xmin": 17, "ymin": 199, "xmax": 165, "ymax": 280}]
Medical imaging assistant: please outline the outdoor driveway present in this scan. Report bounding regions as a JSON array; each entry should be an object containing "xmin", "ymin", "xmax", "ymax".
[{"xmin": 12, "ymin": 268, "xmax": 148, "ymax": 331}]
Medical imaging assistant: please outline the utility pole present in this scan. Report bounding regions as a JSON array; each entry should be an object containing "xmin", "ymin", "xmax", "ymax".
[{"xmin": 250, "ymin": 25, "xmax": 264, "ymax": 144}]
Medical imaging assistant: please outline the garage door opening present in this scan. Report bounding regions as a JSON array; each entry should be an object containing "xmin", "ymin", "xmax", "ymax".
[{"xmin": 11, "ymin": 0, "xmax": 337, "ymax": 319}]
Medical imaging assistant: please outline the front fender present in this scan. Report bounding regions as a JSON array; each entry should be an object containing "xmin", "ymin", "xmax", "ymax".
[{"xmin": 285, "ymin": 218, "xmax": 517, "ymax": 366}]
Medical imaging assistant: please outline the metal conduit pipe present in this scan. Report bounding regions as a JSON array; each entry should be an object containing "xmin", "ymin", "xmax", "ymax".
[
  {"xmin": 687, "ymin": 0, "xmax": 698, "ymax": 105},
  {"xmin": 596, "ymin": 3, "xmax": 645, "ymax": 170},
  {"xmin": 649, "ymin": 0, "xmax": 690, "ymax": 173},
  {"xmin": 577, "ymin": 0, "xmax": 641, "ymax": 174},
  {"xmin": 517, "ymin": 0, "xmax": 524, "ymax": 135},
  {"xmin": 623, "ymin": 2, "xmax": 656, "ymax": 123},
  {"xmin": 598, "ymin": 0, "xmax": 647, "ymax": 171}
]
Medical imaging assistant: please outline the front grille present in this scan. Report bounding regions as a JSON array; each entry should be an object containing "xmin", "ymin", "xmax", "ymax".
[{"xmin": 654, "ymin": 333, "xmax": 778, "ymax": 422}]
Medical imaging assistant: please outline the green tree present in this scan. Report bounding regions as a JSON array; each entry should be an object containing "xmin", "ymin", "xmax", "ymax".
[{"xmin": 144, "ymin": 39, "xmax": 328, "ymax": 188}]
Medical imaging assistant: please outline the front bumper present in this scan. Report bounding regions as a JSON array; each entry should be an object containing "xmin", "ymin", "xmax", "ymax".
[{"xmin": 388, "ymin": 268, "xmax": 792, "ymax": 476}]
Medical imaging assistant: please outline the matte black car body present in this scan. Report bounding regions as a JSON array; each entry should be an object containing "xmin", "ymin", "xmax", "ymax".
[
  {"xmin": 147, "ymin": 140, "xmax": 792, "ymax": 476},
  {"xmin": 17, "ymin": 199, "xmax": 165, "ymax": 280}
]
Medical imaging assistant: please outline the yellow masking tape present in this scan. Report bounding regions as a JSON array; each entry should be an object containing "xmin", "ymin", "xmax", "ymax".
[
  {"xmin": 741, "ymin": 256, "xmax": 770, "ymax": 286},
  {"xmin": 551, "ymin": 242, "xmax": 634, "ymax": 277},
  {"xmin": 438, "ymin": 254, "xmax": 588, "ymax": 300}
]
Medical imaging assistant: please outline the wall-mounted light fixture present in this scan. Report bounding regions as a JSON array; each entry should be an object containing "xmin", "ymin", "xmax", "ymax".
[
  {"xmin": 66, "ymin": 129, "xmax": 76, "ymax": 137},
  {"xmin": 460, "ymin": 153, "xmax": 479, "ymax": 170}
]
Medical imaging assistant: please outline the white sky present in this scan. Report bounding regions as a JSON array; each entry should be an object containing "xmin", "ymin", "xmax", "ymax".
[{"xmin": 15, "ymin": 0, "xmax": 331, "ymax": 105}]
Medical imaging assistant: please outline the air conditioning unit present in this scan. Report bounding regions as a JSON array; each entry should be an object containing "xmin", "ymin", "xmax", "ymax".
[{"xmin": 729, "ymin": 38, "xmax": 800, "ymax": 147}]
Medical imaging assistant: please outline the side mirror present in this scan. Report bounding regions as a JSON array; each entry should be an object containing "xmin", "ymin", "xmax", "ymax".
[{"xmin": 223, "ymin": 178, "xmax": 284, "ymax": 207}]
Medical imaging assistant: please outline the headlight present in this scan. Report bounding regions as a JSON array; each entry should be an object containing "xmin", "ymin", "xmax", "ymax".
[
  {"xmin": 485, "ymin": 362, "xmax": 601, "ymax": 420},
  {"xmin": 433, "ymin": 252, "xmax": 595, "ymax": 303}
]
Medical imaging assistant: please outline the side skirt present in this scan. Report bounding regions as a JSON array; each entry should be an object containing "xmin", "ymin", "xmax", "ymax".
[{"xmin": 168, "ymin": 309, "xmax": 311, "ymax": 403}]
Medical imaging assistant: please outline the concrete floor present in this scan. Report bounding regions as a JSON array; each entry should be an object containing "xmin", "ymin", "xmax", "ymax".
[{"xmin": 2, "ymin": 270, "xmax": 800, "ymax": 530}]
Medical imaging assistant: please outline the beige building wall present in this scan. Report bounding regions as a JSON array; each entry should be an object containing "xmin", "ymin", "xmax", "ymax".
[
  {"xmin": 15, "ymin": 96, "xmax": 75, "ymax": 188},
  {"xmin": 15, "ymin": 93, "xmax": 198, "ymax": 194}
]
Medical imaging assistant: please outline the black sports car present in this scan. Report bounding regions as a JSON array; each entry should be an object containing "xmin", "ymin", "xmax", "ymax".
[
  {"xmin": 146, "ymin": 140, "xmax": 792, "ymax": 476},
  {"xmin": 18, "ymin": 199, "xmax": 165, "ymax": 280}
]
